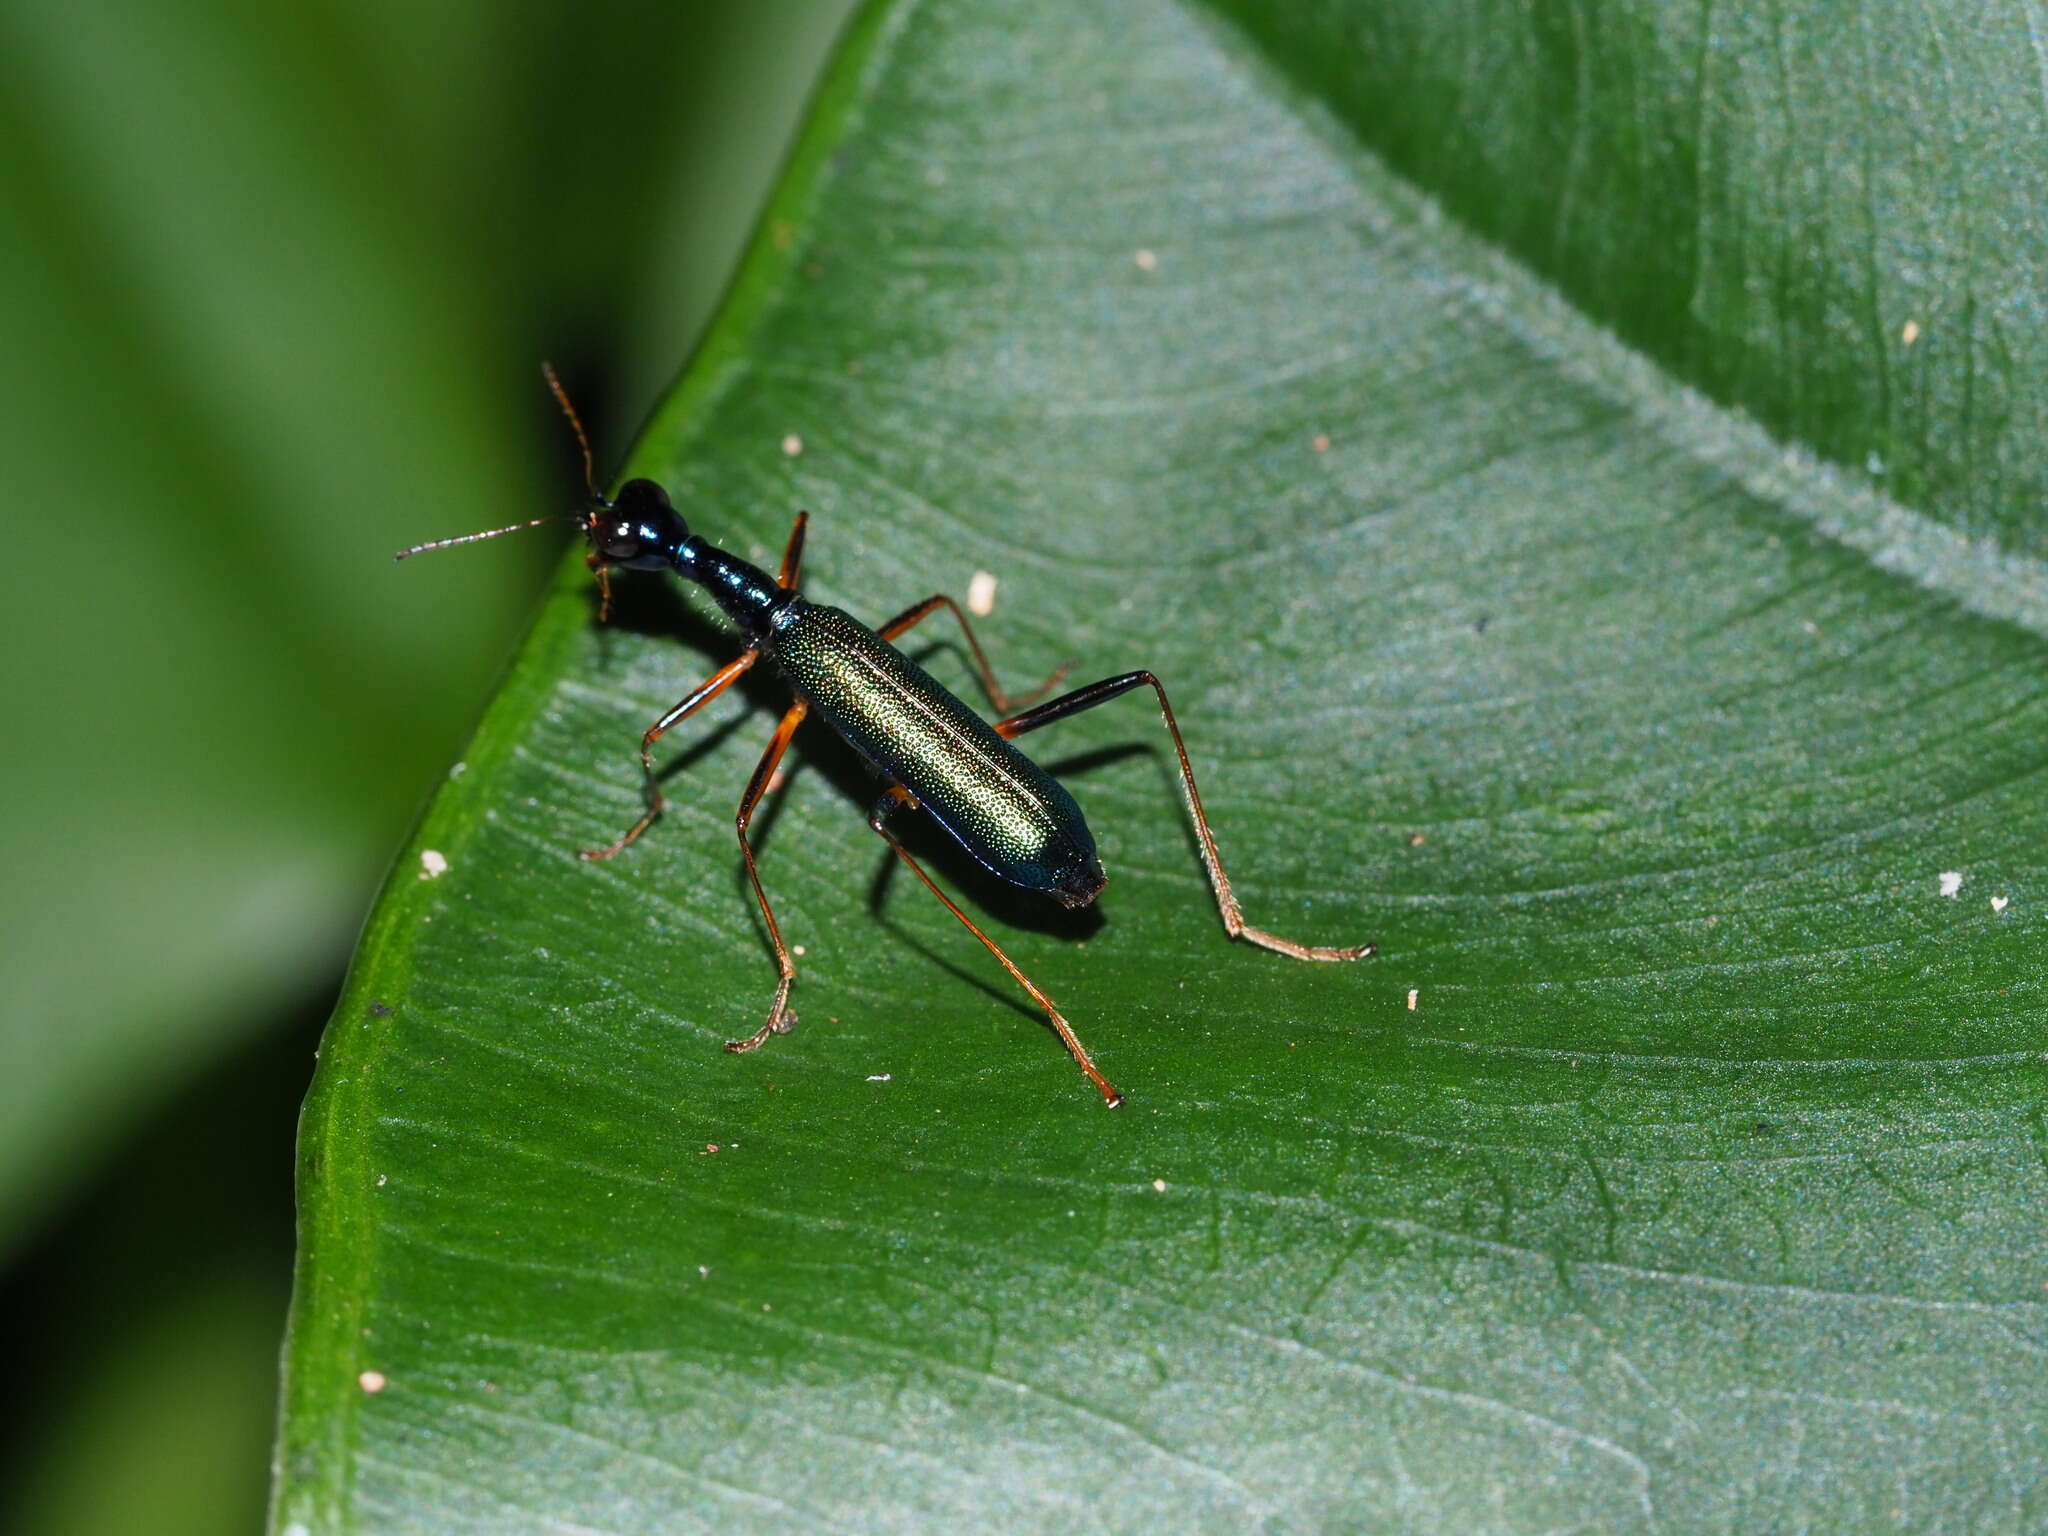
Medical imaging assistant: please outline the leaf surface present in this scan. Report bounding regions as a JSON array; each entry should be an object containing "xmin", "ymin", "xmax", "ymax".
[{"xmin": 278, "ymin": 1, "xmax": 2048, "ymax": 1528}]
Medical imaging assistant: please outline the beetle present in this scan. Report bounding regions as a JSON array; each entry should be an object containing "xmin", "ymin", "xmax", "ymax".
[{"xmin": 401, "ymin": 370, "xmax": 1373, "ymax": 1105}]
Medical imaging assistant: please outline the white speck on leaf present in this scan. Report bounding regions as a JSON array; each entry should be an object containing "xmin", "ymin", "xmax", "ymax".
[
  {"xmin": 1991, "ymin": 895, "xmax": 2010, "ymax": 913},
  {"xmin": 418, "ymin": 849, "xmax": 448, "ymax": 879},
  {"xmin": 1132, "ymin": 248, "xmax": 1158, "ymax": 272},
  {"xmin": 358, "ymin": 1371, "xmax": 387, "ymax": 1394},
  {"xmin": 1939, "ymin": 871, "xmax": 1964, "ymax": 898},
  {"xmin": 1151, "ymin": 1178, "xmax": 1168, "ymax": 1193},
  {"xmin": 1901, "ymin": 319, "xmax": 1921, "ymax": 345},
  {"xmin": 867, "ymin": 1073, "xmax": 892, "ymax": 1082},
  {"xmin": 968, "ymin": 570, "xmax": 998, "ymax": 615},
  {"xmin": 780, "ymin": 433, "xmax": 803, "ymax": 457},
  {"xmin": 1406, "ymin": 989, "xmax": 1419, "ymax": 1011}
]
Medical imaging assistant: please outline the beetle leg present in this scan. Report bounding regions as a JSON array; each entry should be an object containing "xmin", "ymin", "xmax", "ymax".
[
  {"xmin": 725, "ymin": 701, "xmax": 811, "ymax": 1053},
  {"xmin": 776, "ymin": 511, "xmax": 810, "ymax": 589},
  {"xmin": 579, "ymin": 650, "xmax": 759, "ymax": 861},
  {"xmin": 876, "ymin": 594, "xmax": 1068, "ymax": 712},
  {"xmin": 997, "ymin": 672, "xmax": 1375, "ymax": 963},
  {"xmin": 868, "ymin": 784, "xmax": 918, "ymax": 821},
  {"xmin": 868, "ymin": 794, "xmax": 1122, "ymax": 1108}
]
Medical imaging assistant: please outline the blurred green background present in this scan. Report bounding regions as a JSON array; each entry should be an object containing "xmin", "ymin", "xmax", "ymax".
[{"xmin": 0, "ymin": 2, "xmax": 853, "ymax": 1528}]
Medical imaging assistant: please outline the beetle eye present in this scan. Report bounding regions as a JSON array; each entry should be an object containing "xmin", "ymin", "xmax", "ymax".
[{"xmin": 601, "ymin": 521, "xmax": 639, "ymax": 558}]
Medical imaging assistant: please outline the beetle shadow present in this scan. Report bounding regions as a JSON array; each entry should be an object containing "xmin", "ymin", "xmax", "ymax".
[{"xmin": 853, "ymin": 745, "xmax": 1172, "ymax": 1025}]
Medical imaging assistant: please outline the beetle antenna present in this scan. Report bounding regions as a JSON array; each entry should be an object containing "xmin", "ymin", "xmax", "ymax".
[
  {"xmin": 541, "ymin": 361, "xmax": 597, "ymax": 498},
  {"xmin": 395, "ymin": 518, "xmax": 554, "ymax": 560}
]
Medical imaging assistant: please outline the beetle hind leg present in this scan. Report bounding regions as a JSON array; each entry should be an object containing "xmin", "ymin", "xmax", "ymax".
[
  {"xmin": 996, "ymin": 671, "xmax": 1375, "ymax": 962},
  {"xmin": 869, "ymin": 790, "xmax": 1122, "ymax": 1108}
]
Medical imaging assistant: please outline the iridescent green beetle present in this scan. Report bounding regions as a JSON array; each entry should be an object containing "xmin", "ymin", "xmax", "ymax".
[{"xmin": 401, "ymin": 370, "xmax": 1372, "ymax": 1106}]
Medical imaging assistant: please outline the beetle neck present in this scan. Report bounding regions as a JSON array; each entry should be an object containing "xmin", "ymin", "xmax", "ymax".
[{"xmin": 678, "ymin": 536, "xmax": 789, "ymax": 641}]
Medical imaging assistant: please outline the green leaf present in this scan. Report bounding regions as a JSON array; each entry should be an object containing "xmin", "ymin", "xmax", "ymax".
[{"xmin": 278, "ymin": 0, "xmax": 2048, "ymax": 1528}]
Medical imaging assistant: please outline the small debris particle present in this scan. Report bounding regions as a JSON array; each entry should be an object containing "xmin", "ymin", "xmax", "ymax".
[
  {"xmin": 968, "ymin": 570, "xmax": 998, "ymax": 616},
  {"xmin": 1408, "ymin": 832, "xmax": 1426, "ymax": 847},
  {"xmin": 1474, "ymin": 615, "xmax": 1492, "ymax": 634},
  {"xmin": 1311, "ymin": 433, "xmax": 1331, "ymax": 454},
  {"xmin": 792, "ymin": 944, "xmax": 806, "ymax": 957},
  {"xmin": 1939, "ymin": 871, "xmax": 1965, "ymax": 898},
  {"xmin": 1866, "ymin": 451, "xmax": 1886, "ymax": 477},
  {"xmin": 698, "ymin": 1265, "xmax": 710, "ymax": 1278},
  {"xmin": 1801, "ymin": 619, "xmax": 1821, "ymax": 636},
  {"xmin": 375, "ymin": 1174, "xmax": 388, "ymax": 1188},
  {"xmin": 1406, "ymin": 989, "xmax": 1419, "ymax": 1011},
  {"xmin": 1901, "ymin": 319, "xmax": 1921, "ymax": 346},
  {"xmin": 369, "ymin": 1001, "xmax": 391, "ymax": 1017},
  {"xmin": 1992, "ymin": 895, "xmax": 2010, "ymax": 913},
  {"xmin": 1133, "ymin": 248, "xmax": 1159, "ymax": 272},
  {"xmin": 1151, "ymin": 1178, "xmax": 1168, "ymax": 1193},
  {"xmin": 762, "ymin": 1302, "xmax": 773, "ymax": 1312},
  {"xmin": 358, "ymin": 1371, "xmax": 387, "ymax": 1395},
  {"xmin": 780, "ymin": 433, "xmax": 804, "ymax": 457},
  {"xmin": 703, "ymin": 1143, "xmax": 720, "ymax": 1155},
  {"xmin": 449, "ymin": 761, "xmax": 467, "ymax": 778},
  {"xmin": 419, "ymin": 849, "xmax": 449, "ymax": 879},
  {"xmin": 867, "ymin": 1073, "xmax": 892, "ymax": 1082}
]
